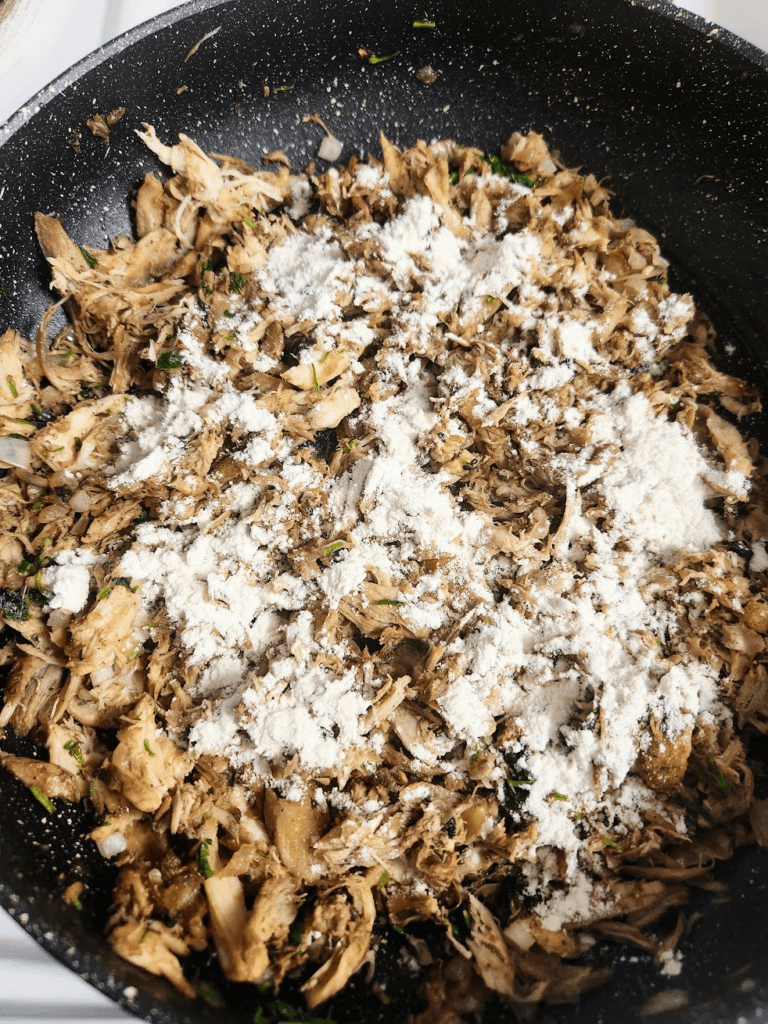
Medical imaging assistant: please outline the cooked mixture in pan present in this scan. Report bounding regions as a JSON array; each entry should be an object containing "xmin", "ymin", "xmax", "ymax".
[{"xmin": 1, "ymin": 126, "xmax": 767, "ymax": 1018}]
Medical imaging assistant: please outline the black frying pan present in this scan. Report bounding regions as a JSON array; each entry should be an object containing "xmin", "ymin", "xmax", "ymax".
[{"xmin": 1, "ymin": 1, "xmax": 768, "ymax": 1021}]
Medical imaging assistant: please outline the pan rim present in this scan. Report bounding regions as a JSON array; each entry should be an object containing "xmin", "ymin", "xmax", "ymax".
[{"xmin": 1, "ymin": 0, "xmax": 767, "ymax": 144}]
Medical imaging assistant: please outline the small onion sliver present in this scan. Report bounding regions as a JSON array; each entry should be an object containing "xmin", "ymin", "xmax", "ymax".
[{"xmin": 0, "ymin": 436, "xmax": 31, "ymax": 471}]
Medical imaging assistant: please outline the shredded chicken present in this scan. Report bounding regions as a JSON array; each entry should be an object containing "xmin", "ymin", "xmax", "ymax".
[{"xmin": 0, "ymin": 126, "xmax": 766, "ymax": 1020}]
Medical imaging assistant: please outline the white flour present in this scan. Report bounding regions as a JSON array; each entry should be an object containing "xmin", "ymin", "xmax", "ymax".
[{"xmin": 103, "ymin": 164, "xmax": 741, "ymax": 930}]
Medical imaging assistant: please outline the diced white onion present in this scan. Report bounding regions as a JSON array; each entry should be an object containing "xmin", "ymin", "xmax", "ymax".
[
  {"xmin": 0, "ymin": 436, "xmax": 31, "ymax": 470},
  {"xmin": 96, "ymin": 832, "xmax": 127, "ymax": 859},
  {"xmin": 317, "ymin": 135, "xmax": 343, "ymax": 162},
  {"xmin": 69, "ymin": 489, "xmax": 91, "ymax": 512}
]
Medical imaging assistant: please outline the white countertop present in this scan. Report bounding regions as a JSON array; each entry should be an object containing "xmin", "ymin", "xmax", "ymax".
[{"xmin": 1, "ymin": 0, "xmax": 766, "ymax": 1020}]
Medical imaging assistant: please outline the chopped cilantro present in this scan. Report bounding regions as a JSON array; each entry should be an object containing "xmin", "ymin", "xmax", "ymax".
[
  {"xmin": 6, "ymin": 375, "xmax": 18, "ymax": 398},
  {"xmin": 413, "ymin": 20, "xmax": 435, "ymax": 28},
  {"xmin": 342, "ymin": 439, "xmax": 359, "ymax": 453},
  {"xmin": 17, "ymin": 559, "xmax": 35, "ymax": 576},
  {"xmin": 376, "ymin": 599, "xmax": 404, "ymax": 606},
  {"xmin": 312, "ymin": 364, "xmax": 320, "ymax": 391},
  {"xmin": 377, "ymin": 870, "xmax": 390, "ymax": 890},
  {"xmin": 230, "ymin": 271, "xmax": 247, "ymax": 292},
  {"xmin": 157, "ymin": 351, "xmax": 184, "ymax": 369},
  {"xmin": 507, "ymin": 777, "xmax": 531, "ymax": 788},
  {"xmin": 470, "ymin": 752, "xmax": 480, "ymax": 761},
  {"xmin": 368, "ymin": 52, "xmax": 396, "ymax": 64},
  {"xmin": 602, "ymin": 837, "xmax": 621, "ymax": 851},
  {"xmin": 273, "ymin": 84, "xmax": 295, "ymax": 93},
  {"xmin": 78, "ymin": 246, "xmax": 98, "ymax": 269},
  {"xmin": 222, "ymin": 310, "xmax": 235, "ymax": 318},
  {"xmin": 319, "ymin": 349, "xmax": 331, "ymax": 363},
  {"xmin": 30, "ymin": 785, "xmax": 55, "ymax": 814},
  {"xmin": 70, "ymin": 896, "xmax": 83, "ymax": 910},
  {"xmin": 392, "ymin": 923, "xmax": 405, "ymax": 934},
  {"xmin": 449, "ymin": 170, "xmax": 458, "ymax": 184},
  {"xmin": 549, "ymin": 791, "xmax": 568, "ymax": 801},
  {"xmin": 96, "ymin": 585, "xmax": 113, "ymax": 602},
  {"xmin": 290, "ymin": 922, "xmax": 303, "ymax": 945},
  {"xmin": 114, "ymin": 576, "xmax": 137, "ymax": 591},
  {"xmin": 144, "ymin": 739, "xmax": 156, "ymax": 757},
  {"xmin": 710, "ymin": 758, "xmax": 732, "ymax": 793},
  {"xmin": 243, "ymin": 216, "xmax": 258, "ymax": 231}
]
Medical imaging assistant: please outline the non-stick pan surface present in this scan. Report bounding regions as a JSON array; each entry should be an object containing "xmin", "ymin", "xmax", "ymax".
[{"xmin": 1, "ymin": 1, "xmax": 767, "ymax": 1021}]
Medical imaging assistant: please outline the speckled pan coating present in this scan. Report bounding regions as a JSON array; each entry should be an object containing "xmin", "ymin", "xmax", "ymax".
[{"xmin": 1, "ymin": 1, "xmax": 767, "ymax": 1022}]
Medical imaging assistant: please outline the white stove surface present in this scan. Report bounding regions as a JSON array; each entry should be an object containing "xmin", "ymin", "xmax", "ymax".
[{"xmin": 0, "ymin": 0, "xmax": 766, "ymax": 1020}]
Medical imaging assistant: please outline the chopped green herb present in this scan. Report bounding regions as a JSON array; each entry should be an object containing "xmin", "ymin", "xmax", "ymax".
[
  {"xmin": 144, "ymin": 739, "xmax": 156, "ymax": 757},
  {"xmin": 78, "ymin": 246, "xmax": 98, "ymax": 269},
  {"xmin": 445, "ymin": 914, "xmax": 459, "ymax": 937},
  {"xmin": 273, "ymin": 84, "xmax": 295, "ymax": 93},
  {"xmin": 31, "ymin": 499, "xmax": 44, "ymax": 510},
  {"xmin": 0, "ymin": 277, "xmax": 7, "ymax": 300},
  {"xmin": 254, "ymin": 1011, "xmax": 269, "ymax": 1024},
  {"xmin": 290, "ymin": 922, "xmax": 303, "ymax": 945},
  {"xmin": 377, "ymin": 870, "xmax": 390, "ymax": 890},
  {"xmin": 392, "ymin": 923, "xmax": 405, "ymax": 934},
  {"xmin": 368, "ymin": 52, "xmax": 397, "ymax": 64},
  {"xmin": 157, "ymin": 351, "xmax": 184, "ymax": 369},
  {"xmin": 195, "ymin": 294, "xmax": 206, "ymax": 310},
  {"xmin": 61, "ymin": 348, "xmax": 74, "ymax": 364},
  {"xmin": 6, "ymin": 375, "xmax": 18, "ymax": 398},
  {"xmin": 485, "ymin": 295, "xmax": 497, "ymax": 304},
  {"xmin": 96, "ymin": 585, "xmax": 113, "ymax": 602},
  {"xmin": 311, "ymin": 364, "xmax": 320, "ymax": 391},
  {"xmin": 449, "ymin": 170, "xmax": 459, "ymax": 184},
  {"xmin": 575, "ymin": 811, "xmax": 586, "ymax": 820},
  {"xmin": 17, "ymin": 559, "xmax": 35, "ymax": 576},
  {"xmin": 322, "ymin": 541, "xmax": 345, "ymax": 556},
  {"xmin": 142, "ymin": 621, "xmax": 168, "ymax": 630},
  {"xmin": 319, "ymin": 349, "xmax": 332, "ymax": 363},
  {"xmin": 256, "ymin": 980, "xmax": 273, "ymax": 993},
  {"xmin": 199, "ymin": 838, "xmax": 215, "ymax": 879},
  {"xmin": 464, "ymin": 166, "xmax": 478, "ymax": 176},
  {"xmin": 463, "ymin": 910, "xmax": 472, "ymax": 929},
  {"xmin": 549, "ymin": 791, "xmax": 568, "ymax": 801},
  {"xmin": 602, "ymin": 837, "xmax": 621, "ymax": 851},
  {"xmin": 413, "ymin": 20, "xmax": 436, "ymax": 28},
  {"xmin": 243, "ymin": 216, "xmax": 258, "ymax": 231},
  {"xmin": 30, "ymin": 785, "xmax": 55, "ymax": 814},
  {"xmin": 342, "ymin": 439, "xmax": 359, "ymax": 453},
  {"xmin": 470, "ymin": 752, "xmax": 480, "ymax": 761},
  {"xmin": 507, "ymin": 778, "xmax": 530, "ymax": 788},
  {"xmin": 70, "ymin": 896, "xmax": 83, "ymax": 910},
  {"xmin": 376, "ymin": 598, "xmax": 404, "ymax": 606},
  {"xmin": 481, "ymin": 152, "xmax": 507, "ymax": 176},
  {"xmin": 63, "ymin": 740, "xmax": 85, "ymax": 767},
  {"xmin": 222, "ymin": 310, "xmax": 235, "ymax": 318},
  {"xmin": 230, "ymin": 271, "xmax": 247, "ymax": 293},
  {"xmin": 710, "ymin": 759, "xmax": 732, "ymax": 793},
  {"xmin": 43, "ymin": 446, "xmax": 65, "ymax": 454}
]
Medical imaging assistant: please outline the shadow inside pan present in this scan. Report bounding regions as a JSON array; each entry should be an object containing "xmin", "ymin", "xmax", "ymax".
[{"xmin": 1, "ymin": 1, "xmax": 767, "ymax": 1022}]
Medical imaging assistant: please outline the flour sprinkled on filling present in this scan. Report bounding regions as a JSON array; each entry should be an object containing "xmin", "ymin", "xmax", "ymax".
[{"xmin": 2, "ymin": 126, "xmax": 766, "ymax": 1013}]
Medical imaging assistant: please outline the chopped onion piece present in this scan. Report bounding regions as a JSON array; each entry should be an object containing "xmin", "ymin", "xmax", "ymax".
[
  {"xmin": 0, "ymin": 436, "xmax": 31, "ymax": 471},
  {"xmin": 69, "ymin": 489, "xmax": 91, "ymax": 512},
  {"xmin": 96, "ymin": 832, "xmax": 127, "ymax": 859},
  {"xmin": 317, "ymin": 135, "xmax": 343, "ymax": 162}
]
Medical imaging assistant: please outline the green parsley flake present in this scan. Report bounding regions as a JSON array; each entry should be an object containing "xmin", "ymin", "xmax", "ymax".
[
  {"xmin": 6, "ymin": 375, "xmax": 18, "ymax": 398},
  {"xmin": 376, "ymin": 598, "xmax": 404, "ymax": 606},
  {"xmin": 413, "ymin": 20, "xmax": 435, "ymax": 28},
  {"xmin": 377, "ymin": 871, "xmax": 390, "ymax": 890},
  {"xmin": 63, "ymin": 740, "xmax": 84, "ymax": 766},
  {"xmin": 144, "ymin": 739, "xmax": 156, "ymax": 757}
]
